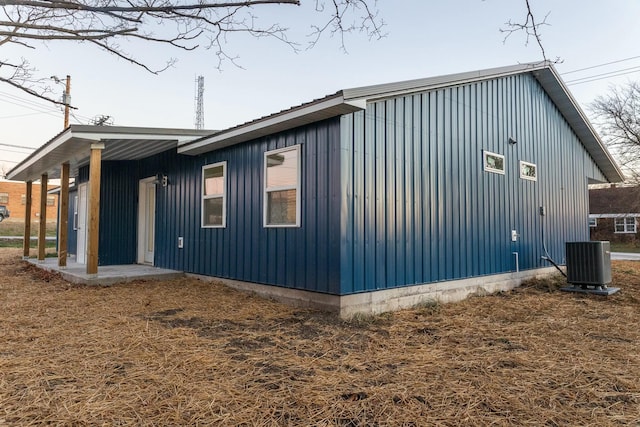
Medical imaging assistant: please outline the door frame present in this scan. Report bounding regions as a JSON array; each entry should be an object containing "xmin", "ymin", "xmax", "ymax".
[{"xmin": 137, "ymin": 176, "xmax": 157, "ymax": 265}]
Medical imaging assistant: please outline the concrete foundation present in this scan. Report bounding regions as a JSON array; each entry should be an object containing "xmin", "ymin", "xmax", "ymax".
[
  {"xmin": 190, "ymin": 266, "xmax": 561, "ymax": 318},
  {"xmin": 28, "ymin": 257, "xmax": 562, "ymax": 316}
]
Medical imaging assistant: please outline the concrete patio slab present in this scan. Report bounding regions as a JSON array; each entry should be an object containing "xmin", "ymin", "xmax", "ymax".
[
  {"xmin": 27, "ymin": 257, "xmax": 183, "ymax": 286},
  {"xmin": 560, "ymin": 286, "xmax": 621, "ymax": 296}
]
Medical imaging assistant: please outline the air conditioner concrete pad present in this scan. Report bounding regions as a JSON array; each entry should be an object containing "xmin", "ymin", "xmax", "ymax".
[{"xmin": 560, "ymin": 286, "xmax": 620, "ymax": 296}]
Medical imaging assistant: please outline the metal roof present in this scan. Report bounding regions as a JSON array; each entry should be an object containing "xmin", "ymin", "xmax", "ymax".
[
  {"xmin": 589, "ymin": 185, "xmax": 640, "ymax": 214},
  {"xmin": 179, "ymin": 61, "xmax": 623, "ymax": 183},
  {"xmin": 179, "ymin": 94, "xmax": 366, "ymax": 155},
  {"xmin": 7, "ymin": 125, "xmax": 213, "ymax": 182},
  {"xmin": 7, "ymin": 63, "xmax": 623, "ymax": 183}
]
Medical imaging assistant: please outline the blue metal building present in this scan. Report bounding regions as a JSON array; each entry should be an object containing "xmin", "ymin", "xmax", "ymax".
[{"xmin": 8, "ymin": 62, "xmax": 624, "ymax": 315}]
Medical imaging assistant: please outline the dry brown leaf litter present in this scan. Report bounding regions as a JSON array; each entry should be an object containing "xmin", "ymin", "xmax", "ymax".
[{"xmin": 0, "ymin": 248, "xmax": 639, "ymax": 426}]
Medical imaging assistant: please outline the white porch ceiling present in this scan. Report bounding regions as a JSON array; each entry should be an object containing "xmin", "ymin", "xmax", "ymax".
[{"xmin": 7, "ymin": 125, "xmax": 213, "ymax": 182}]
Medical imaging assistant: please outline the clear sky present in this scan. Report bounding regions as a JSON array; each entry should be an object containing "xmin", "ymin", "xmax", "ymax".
[{"xmin": 1, "ymin": 0, "xmax": 639, "ymax": 172}]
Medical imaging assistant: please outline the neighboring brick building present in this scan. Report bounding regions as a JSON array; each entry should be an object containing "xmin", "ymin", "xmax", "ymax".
[
  {"xmin": 589, "ymin": 184, "xmax": 640, "ymax": 246},
  {"xmin": 0, "ymin": 179, "xmax": 59, "ymax": 221}
]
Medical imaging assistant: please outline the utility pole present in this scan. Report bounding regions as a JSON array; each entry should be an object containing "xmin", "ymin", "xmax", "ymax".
[{"xmin": 63, "ymin": 75, "xmax": 71, "ymax": 129}]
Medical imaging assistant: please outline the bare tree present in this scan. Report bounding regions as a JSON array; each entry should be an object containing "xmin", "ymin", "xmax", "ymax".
[
  {"xmin": 0, "ymin": 0, "xmax": 384, "ymax": 105},
  {"xmin": 591, "ymin": 82, "xmax": 640, "ymax": 182},
  {"xmin": 0, "ymin": 0, "xmax": 561, "ymax": 109}
]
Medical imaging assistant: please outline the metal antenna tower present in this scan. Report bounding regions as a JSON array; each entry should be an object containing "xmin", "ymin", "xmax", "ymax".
[{"xmin": 194, "ymin": 75, "xmax": 205, "ymax": 130}]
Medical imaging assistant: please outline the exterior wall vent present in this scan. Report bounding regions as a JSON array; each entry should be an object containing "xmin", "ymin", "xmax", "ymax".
[{"xmin": 562, "ymin": 241, "xmax": 618, "ymax": 295}]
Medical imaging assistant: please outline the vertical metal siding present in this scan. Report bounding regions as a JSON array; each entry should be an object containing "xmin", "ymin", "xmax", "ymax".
[
  {"xmin": 97, "ymin": 161, "xmax": 138, "ymax": 265},
  {"xmin": 340, "ymin": 73, "xmax": 607, "ymax": 294},
  {"xmin": 69, "ymin": 163, "xmax": 136, "ymax": 264},
  {"xmin": 117, "ymin": 119, "xmax": 344, "ymax": 294},
  {"xmin": 77, "ymin": 165, "xmax": 89, "ymax": 184}
]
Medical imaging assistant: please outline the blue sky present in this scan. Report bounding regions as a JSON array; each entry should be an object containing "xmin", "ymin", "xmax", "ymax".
[{"xmin": 1, "ymin": 0, "xmax": 640, "ymax": 171}]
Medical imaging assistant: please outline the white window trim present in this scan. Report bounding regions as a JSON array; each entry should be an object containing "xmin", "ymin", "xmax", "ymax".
[
  {"xmin": 201, "ymin": 161, "xmax": 227, "ymax": 228},
  {"xmin": 588, "ymin": 217, "xmax": 597, "ymax": 228},
  {"xmin": 519, "ymin": 160, "xmax": 537, "ymax": 181},
  {"xmin": 614, "ymin": 217, "xmax": 637, "ymax": 234},
  {"xmin": 264, "ymin": 145, "xmax": 301, "ymax": 228},
  {"xmin": 483, "ymin": 150, "xmax": 505, "ymax": 175}
]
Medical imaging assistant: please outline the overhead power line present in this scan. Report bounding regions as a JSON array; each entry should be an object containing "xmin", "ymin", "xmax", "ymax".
[
  {"xmin": 0, "ymin": 89, "xmax": 93, "ymax": 123},
  {"xmin": 566, "ymin": 68, "xmax": 640, "ymax": 86},
  {"xmin": 0, "ymin": 147, "xmax": 34, "ymax": 155},
  {"xmin": 0, "ymin": 111, "xmax": 51, "ymax": 120},
  {"xmin": 564, "ymin": 65, "xmax": 640, "ymax": 84},
  {"xmin": 561, "ymin": 55, "xmax": 640, "ymax": 75},
  {"xmin": 0, "ymin": 142, "xmax": 37, "ymax": 150}
]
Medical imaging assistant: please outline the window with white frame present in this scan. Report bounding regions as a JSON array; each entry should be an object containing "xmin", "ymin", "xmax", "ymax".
[
  {"xmin": 483, "ymin": 150, "xmax": 505, "ymax": 175},
  {"xmin": 589, "ymin": 217, "xmax": 597, "ymax": 228},
  {"xmin": 520, "ymin": 160, "xmax": 537, "ymax": 181},
  {"xmin": 264, "ymin": 145, "xmax": 300, "ymax": 227},
  {"xmin": 614, "ymin": 217, "xmax": 637, "ymax": 234},
  {"xmin": 202, "ymin": 162, "xmax": 226, "ymax": 228}
]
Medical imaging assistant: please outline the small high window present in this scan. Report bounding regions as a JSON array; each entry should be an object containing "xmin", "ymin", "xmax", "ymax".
[
  {"xmin": 202, "ymin": 162, "xmax": 226, "ymax": 228},
  {"xmin": 589, "ymin": 217, "xmax": 597, "ymax": 228},
  {"xmin": 0, "ymin": 192, "xmax": 8, "ymax": 204},
  {"xmin": 46, "ymin": 196, "xmax": 56, "ymax": 206},
  {"xmin": 520, "ymin": 161, "xmax": 537, "ymax": 181},
  {"xmin": 21, "ymin": 194, "xmax": 26, "ymax": 205},
  {"xmin": 264, "ymin": 145, "xmax": 300, "ymax": 227},
  {"xmin": 483, "ymin": 151, "xmax": 505, "ymax": 175},
  {"xmin": 615, "ymin": 217, "xmax": 636, "ymax": 234}
]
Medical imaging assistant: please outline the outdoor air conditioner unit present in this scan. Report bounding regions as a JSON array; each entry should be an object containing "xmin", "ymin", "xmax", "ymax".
[{"xmin": 563, "ymin": 241, "xmax": 618, "ymax": 295}]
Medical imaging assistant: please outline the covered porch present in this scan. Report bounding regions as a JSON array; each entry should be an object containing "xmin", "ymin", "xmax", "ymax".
[{"xmin": 7, "ymin": 125, "xmax": 211, "ymax": 276}]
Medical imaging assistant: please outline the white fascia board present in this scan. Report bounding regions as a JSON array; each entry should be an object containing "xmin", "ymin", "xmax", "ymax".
[
  {"xmin": 6, "ymin": 130, "xmax": 77, "ymax": 181},
  {"xmin": 78, "ymin": 132, "xmax": 199, "ymax": 144},
  {"xmin": 178, "ymin": 96, "xmax": 366, "ymax": 155}
]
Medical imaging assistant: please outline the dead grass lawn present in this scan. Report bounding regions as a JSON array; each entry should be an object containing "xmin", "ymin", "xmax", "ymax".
[{"xmin": 1, "ymin": 248, "xmax": 639, "ymax": 426}]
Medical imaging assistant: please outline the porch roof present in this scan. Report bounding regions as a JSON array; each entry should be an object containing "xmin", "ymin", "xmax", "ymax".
[{"xmin": 7, "ymin": 125, "xmax": 212, "ymax": 182}]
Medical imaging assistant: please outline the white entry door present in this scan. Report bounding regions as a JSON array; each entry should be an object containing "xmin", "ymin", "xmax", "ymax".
[
  {"xmin": 76, "ymin": 183, "xmax": 88, "ymax": 264},
  {"xmin": 137, "ymin": 177, "xmax": 156, "ymax": 265}
]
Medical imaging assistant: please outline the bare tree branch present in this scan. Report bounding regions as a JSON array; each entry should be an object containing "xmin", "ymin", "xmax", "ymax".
[
  {"xmin": 308, "ymin": 0, "xmax": 384, "ymax": 52},
  {"xmin": 3, "ymin": 0, "xmax": 301, "ymax": 13},
  {"xmin": 0, "ymin": 0, "xmax": 383, "ymax": 105},
  {"xmin": 500, "ymin": 0, "xmax": 560, "ymax": 63},
  {"xmin": 0, "ymin": 73, "xmax": 65, "ymax": 105}
]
